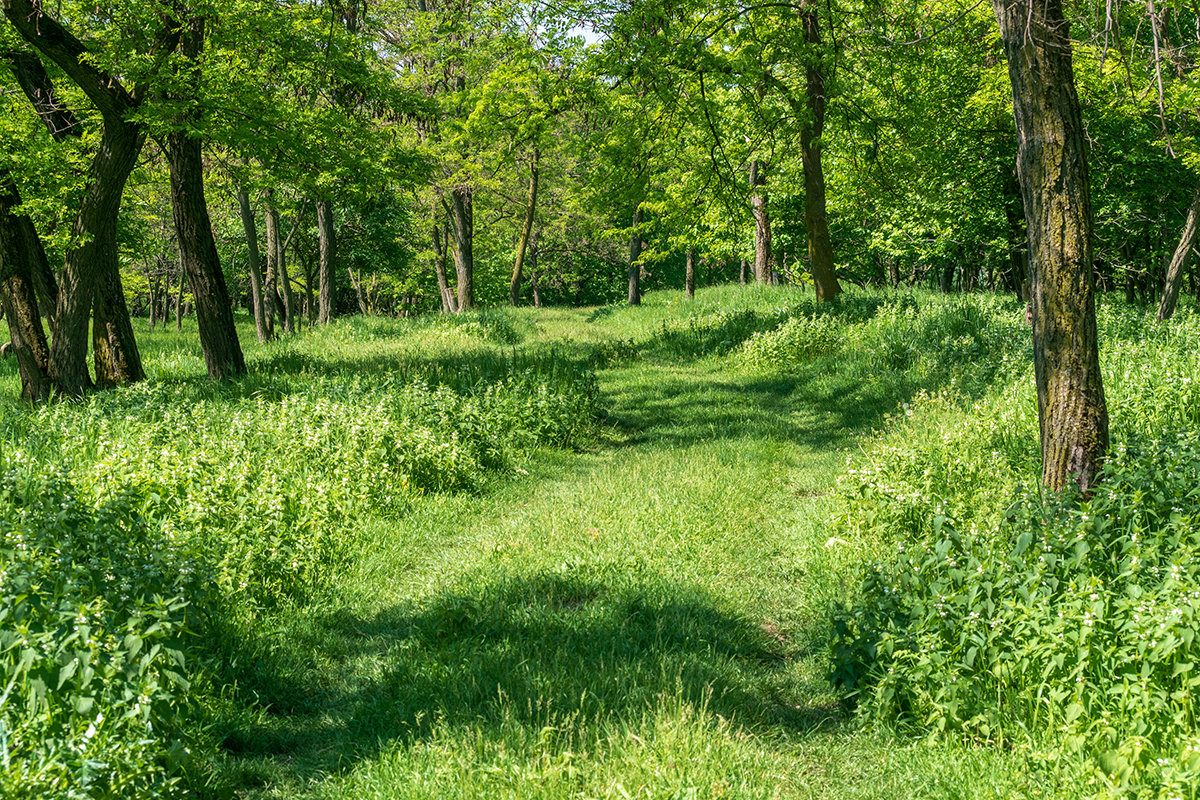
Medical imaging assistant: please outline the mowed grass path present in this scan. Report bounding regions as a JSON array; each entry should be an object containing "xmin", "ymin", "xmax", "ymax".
[{"xmin": 6, "ymin": 288, "xmax": 1035, "ymax": 798}]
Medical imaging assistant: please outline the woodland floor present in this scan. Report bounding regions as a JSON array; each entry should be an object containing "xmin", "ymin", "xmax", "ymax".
[{"xmin": 4, "ymin": 289, "xmax": 1062, "ymax": 798}]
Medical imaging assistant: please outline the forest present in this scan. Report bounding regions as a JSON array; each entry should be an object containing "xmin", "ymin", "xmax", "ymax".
[{"xmin": 4, "ymin": 0, "xmax": 1200, "ymax": 797}]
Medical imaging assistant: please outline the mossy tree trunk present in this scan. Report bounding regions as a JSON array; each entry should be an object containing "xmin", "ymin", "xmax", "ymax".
[{"xmin": 992, "ymin": 0, "xmax": 1109, "ymax": 493}]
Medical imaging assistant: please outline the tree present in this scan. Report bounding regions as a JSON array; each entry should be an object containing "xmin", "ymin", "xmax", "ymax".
[{"xmin": 991, "ymin": 0, "xmax": 1109, "ymax": 492}]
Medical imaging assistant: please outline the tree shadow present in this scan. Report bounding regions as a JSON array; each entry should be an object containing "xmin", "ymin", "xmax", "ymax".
[{"xmin": 215, "ymin": 573, "xmax": 842, "ymax": 790}]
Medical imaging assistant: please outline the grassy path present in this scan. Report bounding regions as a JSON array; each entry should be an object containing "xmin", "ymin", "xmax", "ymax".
[{"xmin": 219, "ymin": 298, "xmax": 1028, "ymax": 799}]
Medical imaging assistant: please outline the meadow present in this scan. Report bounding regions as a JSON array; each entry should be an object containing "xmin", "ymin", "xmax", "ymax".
[{"xmin": 2, "ymin": 285, "xmax": 1199, "ymax": 798}]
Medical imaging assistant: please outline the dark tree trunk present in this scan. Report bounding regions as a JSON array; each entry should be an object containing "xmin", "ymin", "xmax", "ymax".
[
  {"xmin": 628, "ymin": 206, "xmax": 642, "ymax": 305},
  {"xmin": 887, "ymin": 256, "xmax": 900, "ymax": 288},
  {"xmin": 0, "ymin": 180, "xmax": 52, "ymax": 401},
  {"xmin": 166, "ymin": 130, "xmax": 245, "ymax": 379},
  {"xmin": 993, "ymin": 0, "xmax": 1109, "ymax": 493},
  {"xmin": 750, "ymin": 161, "xmax": 771, "ymax": 284},
  {"xmin": 431, "ymin": 221, "xmax": 454, "ymax": 312},
  {"xmin": 530, "ymin": 235, "xmax": 543, "ymax": 308},
  {"xmin": 174, "ymin": 261, "xmax": 185, "ymax": 331},
  {"xmin": 1002, "ymin": 173, "xmax": 1029, "ymax": 299},
  {"xmin": 4, "ymin": 0, "xmax": 157, "ymax": 396},
  {"xmin": 799, "ymin": 5, "xmax": 842, "ymax": 302},
  {"xmin": 940, "ymin": 261, "xmax": 956, "ymax": 292},
  {"xmin": 1157, "ymin": 184, "xmax": 1200, "ymax": 321},
  {"xmin": 237, "ymin": 187, "xmax": 271, "ymax": 342},
  {"xmin": 163, "ymin": 19, "xmax": 245, "ymax": 380},
  {"xmin": 739, "ymin": 258, "xmax": 748, "ymax": 284},
  {"xmin": 264, "ymin": 200, "xmax": 285, "ymax": 331},
  {"xmin": 93, "ymin": 261, "xmax": 145, "ymax": 387},
  {"xmin": 510, "ymin": 152, "xmax": 539, "ymax": 306},
  {"xmin": 685, "ymin": 248, "xmax": 696, "ymax": 299},
  {"xmin": 317, "ymin": 199, "xmax": 337, "ymax": 323},
  {"xmin": 349, "ymin": 268, "xmax": 368, "ymax": 314},
  {"xmin": 449, "ymin": 188, "xmax": 473, "ymax": 312}
]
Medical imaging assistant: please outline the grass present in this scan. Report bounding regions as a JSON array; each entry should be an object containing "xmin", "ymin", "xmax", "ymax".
[{"xmin": 1, "ymin": 286, "xmax": 1095, "ymax": 798}]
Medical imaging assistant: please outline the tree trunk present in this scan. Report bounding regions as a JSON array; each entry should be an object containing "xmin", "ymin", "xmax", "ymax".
[
  {"xmin": 431, "ymin": 221, "xmax": 454, "ymax": 312},
  {"xmin": 799, "ymin": 5, "xmax": 842, "ymax": 302},
  {"xmin": 0, "ymin": 180, "xmax": 52, "ymax": 401},
  {"xmin": 164, "ymin": 19, "xmax": 246, "ymax": 381},
  {"xmin": 685, "ymin": 247, "xmax": 696, "ymax": 299},
  {"xmin": 1157, "ymin": 183, "xmax": 1200, "ymax": 321},
  {"xmin": 628, "ymin": 206, "xmax": 642, "ymax": 305},
  {"xmin": 317, "ymin": 199, "xmax": 337, "ymax": 323},
  {"xmin": 93, "ymin": 262, "xmax": 145, "ymax": 387},
  {"xmin": 993, "ymin": 0, "xmax": 1109, "ymax": 493},
  {"xmin": 263, "ymin": 199, "xmax": 285, "ymax": 332},
  {"xmin": 510, "ymin": 152, "xmax": 539, "ymax": 306},
  {"xmin": 174, "ymin": 261, "xmax": 185, "ymax": 331},
  {"xmin": 450, "ymin": 188, "xmax": 473, "ymax": 312},
  {"xmin": 750, "ymin": 160, "xmax": 771, "ymax": 284},
  {"xmin": 740, "ymin": 258, "xmax": 748, "ymax": 284},
  {"xmin": 237, "ymin": 187, "xmax": 271, "ymax": 342},
  {"xmin": 530, "ymin": 235, "xmax": 543, "ymax": 308},
  {"xmin": 349, "ymin": 267, "xmax": 368, "ymax": 314}
]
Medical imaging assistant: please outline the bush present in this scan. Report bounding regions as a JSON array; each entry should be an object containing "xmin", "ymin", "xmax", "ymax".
[
  {"xmin": 0, "ymin": 471, "xmax": 190, "ymax": 799},
  {"xmin": 0, "ymin": 346, "xmax": 600, "ymax": 798},
  {"xmin": 832, "ymin": 434, "xmax": 1200, "ymax": 793}
]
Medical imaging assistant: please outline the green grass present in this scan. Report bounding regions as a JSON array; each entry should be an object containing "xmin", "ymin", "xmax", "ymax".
[{"xmin": 1, "ymin": 286, "xmax": 1104, "ymax": 798}]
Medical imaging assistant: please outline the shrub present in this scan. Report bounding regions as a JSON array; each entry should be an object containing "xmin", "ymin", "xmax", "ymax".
[
  {"xmin": 0, "ymin": 471, "xmax": 190, "ymax": 799},
  {"xmin": 832, "ymin": 434, "xmax": 1200, "ymax": 793}
]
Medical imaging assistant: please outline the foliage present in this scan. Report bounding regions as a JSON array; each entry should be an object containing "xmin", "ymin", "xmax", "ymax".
[{"xmin": 825, "ymin": 297, "xmax": 1200, "ymax": 795}]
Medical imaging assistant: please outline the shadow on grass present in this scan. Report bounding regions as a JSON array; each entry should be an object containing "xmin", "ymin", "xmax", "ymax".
[{"xmin": 215, "ymin": 573, "xmax": 841, "ymax": 790}]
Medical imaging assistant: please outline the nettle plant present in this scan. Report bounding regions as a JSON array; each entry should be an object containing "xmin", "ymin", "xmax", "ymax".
[
  {"xmin": 0, "ymin": 470, "xmax": 190, "ymax": 799},
  {"xmin": 832, "ymin": 432, "xmax": 1200, "ymax": 792}
]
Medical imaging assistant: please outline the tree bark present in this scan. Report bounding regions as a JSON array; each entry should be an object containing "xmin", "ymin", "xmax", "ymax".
[
  {"xmin": 798, "ymin": 6, "xmax": 842, "ymax": 302},
  {"xmin": 740, "ymin": 258, "xmax": 748, "ymax": 285},
  {"xmin": 431, "ymin": 221, "xmax": 454, "ymax": 312},
  {"xmin": 750, "ymin": 161, "xmax": 771, "ymax": 284},
  {"xmin": 530, "ymin": 234, "xmax": 543, "ymax": 308},
  {"xmin": 628, "ymin": 206, "xmax": 642, "ymax": 305},
  {"xmin": 0, "ymin": 180, "xmax": 52, "ymax": 401},
  {"xmin": 993, "ymin": 0, "xmax": 1109, "ymax": 493},
  {"xmin": 263, "ymin": 199, "xmax": 285, "ymax": 332},
  {"xmin": 237, "ymin": 187, "xmax": 272, "ymax": 342},
  {"xmin": 162, "ymin": 18, "xmax": 245, "ymax": 380},
  {"xmin": 510, "ymin": 152, "xmax": 539, "ymax": 306},
  {"xmin": 3, "ymin": 0, "xmax": 161, "ymax": 395},
  {"xmin": 450, "ymin": 188, "xmax": 473, "ymax": 312},
  {"xmin": 166, "ymin": 137, "xmax": 245, "ymax": 378},
  {"xmin": 685, "ymin": 247, "xmax": 696, "ymax": 299},
  {"xmin": 1157, "ymin": 183, "xmax": 1200, "ymax": 321},
  {"xmin": 317, "ymin": 199, "xmax": 337, "ymax": 323}
]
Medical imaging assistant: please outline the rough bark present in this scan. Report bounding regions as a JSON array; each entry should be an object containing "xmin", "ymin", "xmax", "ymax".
[
  {"xmin": 0, "ymin": 181, "xmax": 51, "ymax": 400},
  {"xmin": 263, "ymin": 199, "xmax": 285, "ymax": 331},
  {"xmin": 798, "ymin": 6, "xmax": 842, "ymax": 302},
  {"xmin": 993, "ymin": 0, "xmax": 1109, "ymax": 493},
  {"xmin": 3, "ymin": 0, "xmax": 162, "ymax": 395},
  {"xmin": 317, "ymin": 199, "xmax": 337, "ymax": 323},
  {"xmin": 237, "ymin": 187, "xmax": 271, "ymax": 342},
  {"xmin": 162, "ymin": 18, "xmax": 245, "ymax": 380},
  {"xmin": 685, "ymin": 248, "xmax": 696, "ymax": 300},
  {"xmin": 1157, "ymin": 183, "xmax": 1200, "ymax": 321},
  {"xmin": 510, "ymin": 153, "xmax": 539, "ymax": 306},
  {"xmin": 628, "ymin": 206, "xmax": 642, "ymax": 305},
  {"xmin": 750, "ymin": 161, "xmax": 771, "ymax": 284},
  {"xmin": 449, "ymin": 188, "xmax": 473, "ymax": 312},
  {"xmin": 431, "ymin": 221, "xmax": 454, "ymax": 313}
]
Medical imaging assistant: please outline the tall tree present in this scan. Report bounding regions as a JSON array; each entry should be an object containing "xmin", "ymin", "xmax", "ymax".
[
  {"xmin": 992, "ymin": 0, "xmax": 1109, "ymax": 492},
  {"xmin": 161, "ymin": 13, "xmax": 245, "ymax": 379}
]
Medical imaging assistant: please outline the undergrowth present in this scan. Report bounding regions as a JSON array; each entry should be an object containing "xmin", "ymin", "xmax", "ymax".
[{"xmin": 0, "ymin": 316, "xmax": 599, "ymax": 798}]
